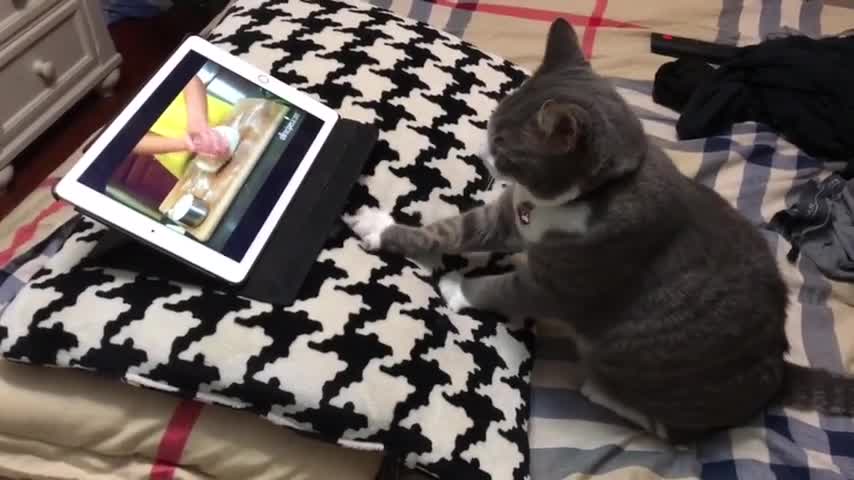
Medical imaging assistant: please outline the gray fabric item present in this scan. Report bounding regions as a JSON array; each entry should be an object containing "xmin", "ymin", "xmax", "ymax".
[{"xmin": 769, "ymin": 174, "xmax": 854, "ymax": 281}]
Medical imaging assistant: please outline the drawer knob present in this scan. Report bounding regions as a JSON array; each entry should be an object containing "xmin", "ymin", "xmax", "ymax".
[
  {"xmin": 12, "ymin": 0, "xmax": 28, "ymax": 10},
  {"xmin": 32, "ymin": 60, "xmax": 55, "ymax": 84}
]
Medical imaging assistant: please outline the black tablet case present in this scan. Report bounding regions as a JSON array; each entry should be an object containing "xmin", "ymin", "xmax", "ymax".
[{"xmin": 85, "ymin": 119, "xmax": 378, "ymax": 306}]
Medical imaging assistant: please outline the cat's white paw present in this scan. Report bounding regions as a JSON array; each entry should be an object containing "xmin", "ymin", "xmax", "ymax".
[
  {"xmin": 439, "ymin": 273, "xmax": 472, "ymax": 312},
  {"xmin": 343, "ymin": 207, "xmax": 395, "ymax": 251}
]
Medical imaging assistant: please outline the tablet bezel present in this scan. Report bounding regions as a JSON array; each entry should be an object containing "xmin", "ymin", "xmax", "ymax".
[{"xmin": 55, "ymin": 36, "xmax": 339, "ymax": 284}]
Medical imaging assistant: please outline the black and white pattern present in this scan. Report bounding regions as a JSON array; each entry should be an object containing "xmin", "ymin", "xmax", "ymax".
[{"xmin": 0, "ymin": 1, "xmax": 534, "ymax": 478}]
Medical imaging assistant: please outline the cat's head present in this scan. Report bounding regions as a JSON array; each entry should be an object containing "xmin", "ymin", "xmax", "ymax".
[{"xmin": 486, "ymin": 19, "xmax": 646, "ymax": 205}]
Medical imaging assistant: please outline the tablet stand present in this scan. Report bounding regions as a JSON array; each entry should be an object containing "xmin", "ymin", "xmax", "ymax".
[{"xmin": 86, "ymin": 119, "xmax": 378, "ymax": 306}]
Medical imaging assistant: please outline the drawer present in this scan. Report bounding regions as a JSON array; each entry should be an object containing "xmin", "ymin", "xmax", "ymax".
[
  {"xmin": 0, "ymin": 0, "xmax": 96, "ymax": 143},
  {"xmin": 0, "ymin": 0, "xmax": 62, "ymax": 46}
]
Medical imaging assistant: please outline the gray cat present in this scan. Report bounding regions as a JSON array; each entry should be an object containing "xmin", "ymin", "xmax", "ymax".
[{"xmin": 345, "ymin": 19, "xmax": 854, "ymax": 442}]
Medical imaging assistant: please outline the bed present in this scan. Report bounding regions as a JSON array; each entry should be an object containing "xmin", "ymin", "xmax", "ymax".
[{"xmin": 2, "ymin": 1, "xmax": 854, "ymax": 479}]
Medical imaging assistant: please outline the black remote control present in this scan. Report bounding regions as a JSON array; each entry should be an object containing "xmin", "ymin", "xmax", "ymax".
[{"xmin": 651, "ymin": 33, "xmax": 741, "ymax": 64}]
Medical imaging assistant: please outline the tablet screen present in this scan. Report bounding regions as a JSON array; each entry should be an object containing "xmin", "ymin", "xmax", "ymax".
[{"xmin": 79, "ymin": 51, "xmax": 323, "ymax": 261}]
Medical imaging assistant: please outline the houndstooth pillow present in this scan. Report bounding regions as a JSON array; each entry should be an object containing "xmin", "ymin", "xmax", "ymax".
[{"xmin": 0, "ymin": 1, "xmax": 533, "ymax": 478}]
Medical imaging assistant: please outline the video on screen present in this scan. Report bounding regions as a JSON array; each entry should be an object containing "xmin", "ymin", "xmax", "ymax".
[{"xmin": 80, "ymin": 55, "xmax": 323, "ymax": 260}]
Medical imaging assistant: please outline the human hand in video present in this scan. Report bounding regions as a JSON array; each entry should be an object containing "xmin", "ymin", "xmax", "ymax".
[
  {"xmin": 183, "ymin": 76, "xmax": 233, "ymax": 159},
  {"xmin": 132, "ymin": 127, "xmax": 230, "ymax": 159},
  {"xmin": 185, "ymin": 128, "xmax": 230, "ymax": 158},
  {"xmin": 132, "ymin": 76, "xmax": 229, "ymax": 159}
]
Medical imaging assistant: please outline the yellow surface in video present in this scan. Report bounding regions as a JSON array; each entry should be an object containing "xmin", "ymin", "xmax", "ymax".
[{"xmin": 150, "ymin": 93, "xmax": 234, "ymax": 178}]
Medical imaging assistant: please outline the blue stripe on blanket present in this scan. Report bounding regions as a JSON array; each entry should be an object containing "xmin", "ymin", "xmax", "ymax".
[
  {"xmin": 0, "ymin": 220, "xmax": 79, "ymax": 313},
  {"xmin": 445, "ymin": 0, "xmax": 478, "ymax": 38},
  {"xmin": 408, "ymin": 0, "xmax": 433, "ymax": 24},
  {"xmin": 531, "ymin": 388, "xmax": 626, "ymax": 424},
  {"xmin": 759, "ymin": 0, "xmax": 782, "ymax": 40},
  {"xmin": 799, "ymin": 0, "xmax": 823, "ymax": 39}
]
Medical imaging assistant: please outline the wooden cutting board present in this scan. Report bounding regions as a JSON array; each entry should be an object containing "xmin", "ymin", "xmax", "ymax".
[{"xmin": 158, "ymin": 98, "xmax": 289, "ymax": 242}]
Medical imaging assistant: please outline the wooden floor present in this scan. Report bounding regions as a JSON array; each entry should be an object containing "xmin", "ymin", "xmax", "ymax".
[{"xmin": 0, "ymin": 6, "xmax": 219, "ymax": 219}]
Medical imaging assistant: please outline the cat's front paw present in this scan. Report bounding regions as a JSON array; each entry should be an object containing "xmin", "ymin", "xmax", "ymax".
[
  {"xmin": 439, "ymin": 273, "xmax": 472, "ymax": 312},
  {"xmin": 343, "ymin": 207, "xmax": 395, "ymax": 252}
]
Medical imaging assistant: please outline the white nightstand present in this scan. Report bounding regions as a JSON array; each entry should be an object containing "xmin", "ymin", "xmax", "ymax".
[{"xmin": 0, "ymin": 0, "xmax": 122, "ymax": 187}]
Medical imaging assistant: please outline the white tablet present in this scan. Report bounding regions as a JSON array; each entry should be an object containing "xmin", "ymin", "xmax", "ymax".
[{"xmin": 55, "ymin": 36, "xmax": 338, "ymax": 284}]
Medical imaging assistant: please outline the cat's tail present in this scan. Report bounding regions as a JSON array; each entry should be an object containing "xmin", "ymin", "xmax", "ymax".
[{"xmin": 781, "ymin": 361, "xmax": 854, "ymax": 416}]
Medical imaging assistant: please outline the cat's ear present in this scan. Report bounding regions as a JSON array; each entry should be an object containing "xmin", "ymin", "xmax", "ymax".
[
  {"xmin": 542, "ymin": 18, "xmax": 586, "ymax": 70},
  {"xmin": 536, "ymin": 100, "xmax": 581, "ymax": 153}
]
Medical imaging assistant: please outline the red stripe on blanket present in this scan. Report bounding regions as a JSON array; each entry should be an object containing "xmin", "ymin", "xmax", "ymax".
[
  {"xmin": 430, "ymin": 0, "xmax": 641, "ymax": 29},
  {"xmin": 38, "ymin": 176, "xmax": 61, "ymax": 189},
  {"xmin": 581, "ymin": 0, "xmax": 609, "ymax": 59},
  {"xmin": 0, "ymin": 200, "xmax": 68, "ymax": 268},
  {"xmin": 150, "ymin": 400, "xmax": 204, "ymax": 480}
]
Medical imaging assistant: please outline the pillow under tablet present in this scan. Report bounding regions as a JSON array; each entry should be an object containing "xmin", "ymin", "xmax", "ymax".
[{"xmin": 0, "ymin": 1, "xmax": 534, "ymax": 479}]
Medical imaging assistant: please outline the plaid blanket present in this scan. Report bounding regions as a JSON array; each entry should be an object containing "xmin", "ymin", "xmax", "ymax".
[{"xmin": 2, "ymin": 1, "xmax": 854, "ymax": 479}]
